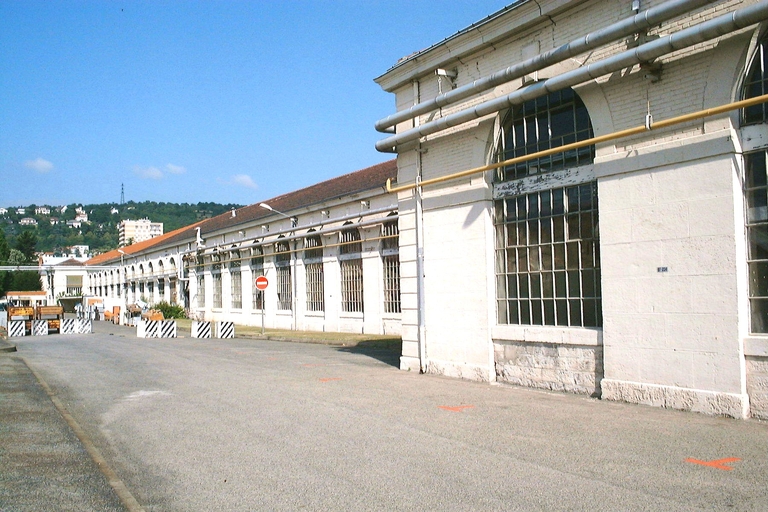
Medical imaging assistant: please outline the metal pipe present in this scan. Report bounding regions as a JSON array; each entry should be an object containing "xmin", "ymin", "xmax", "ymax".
[
  {"xmin": 374, "ymin": 0, "xmax": 714, "ymax": 133},
  {"xmin": 376, "ymin": 0, "xmax": 768, "ymax": 153},
  {"xmin": 384, "ymin": 92, "xmax": 768, "ymax": 194}
]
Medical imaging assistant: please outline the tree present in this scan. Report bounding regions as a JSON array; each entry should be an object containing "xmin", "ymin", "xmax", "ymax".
[
  {"xmin": 0, "ymin": 229, "xmax": 9, "ymax": 264},
  {"xmin": 15, "ymin": 231, "xmax": 37, "ymax": 263}
]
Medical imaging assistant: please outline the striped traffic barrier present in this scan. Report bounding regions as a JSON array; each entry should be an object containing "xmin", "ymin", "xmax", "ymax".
[
  {"xmin": 137, "ymin": 320, "xmax": 160, "ymax": 338},
  {"xmin": 216, "ymin": 321, "xmax": 235, "ymax": 339},
  {"xmin": 76, "ymin": 319, "xmax": 93, "ymax": 334},
  {"xmin": 32, "ymin": 320, "xmax": 49, "ymax": 336},
  {"xmin": 192, "ymin": 321, "xmax": 212, "ymax": 339},
  {"xmin": 8, "ymin": 321, "xmax": 26, "ymax": 338},
  {"xmin": 159, "ymin": 320, "xmax": 177, "ymax": 338},
  {"xmin": 61, "ymin": 318, "xmax": 76, "ymax": 334}
]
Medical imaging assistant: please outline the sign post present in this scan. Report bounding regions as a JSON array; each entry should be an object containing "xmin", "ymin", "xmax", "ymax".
[{"xmin": 255, "ymin": 276, "xmax": 268, "ymax": 335}]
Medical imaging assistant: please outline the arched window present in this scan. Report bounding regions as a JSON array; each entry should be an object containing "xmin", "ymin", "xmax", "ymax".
[
  {"xmin": 275, "ymin": 238, "xmax": 292, "ymax": 311},
  {"xmin": 743, "ymin": 36, "xmax": 768, "ymax": 125},
  {"xmin": 230, "ymin": 250, "xmax": 242, "ymax": 309},
  {"xmin": 381, "ymin": 214, "xmax": 400, "ymax": 314},
  {"xmin": 742, "ymin": 35, "xmax": 768, "ymax": 332},
  {"xmin": 496, "ymin": 87, "xmax": 594, "ymax": 181},
  {"xmin": 494, "ymin": 88, "xmax": 601, "ymax": 327},
  {"xmin": 304, "ymin": 230, "xmax": 324, "ymax": 312},
  {"xmin": 340, "ymin": 223, "xmax": 363, "ymax": 313},
  {"xmin": 251, "ymin": 246, "xmax": 265, "ymax": 310}
]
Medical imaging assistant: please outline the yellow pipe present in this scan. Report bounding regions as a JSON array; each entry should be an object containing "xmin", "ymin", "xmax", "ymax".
[{"xmin": 385, "ymin": 93, "xmax": 768, "ymax": 194}]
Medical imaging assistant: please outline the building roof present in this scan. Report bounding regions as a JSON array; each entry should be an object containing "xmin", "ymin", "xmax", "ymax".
[{"xmin": 86, "ymin": 159, "xmax": 397, "ymax": 266}]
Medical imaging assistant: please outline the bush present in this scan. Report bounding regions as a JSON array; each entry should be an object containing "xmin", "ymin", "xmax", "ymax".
[{"xmin": 154, "ymin": 301, "xmax": 187, "ymax": 319}]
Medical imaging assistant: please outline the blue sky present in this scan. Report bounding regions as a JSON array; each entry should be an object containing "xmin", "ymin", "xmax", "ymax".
[{"xmin": 0, "ymin": 1, "xmax": 507, "ymax": 208}]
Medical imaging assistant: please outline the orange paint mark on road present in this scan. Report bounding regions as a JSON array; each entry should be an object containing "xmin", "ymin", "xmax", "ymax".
[
  {"xmin": 685, "ymin": 457, "xmax": 741, "ymax": 470},
  {"xmin": 319, "ymin": 378, "xmax": 342, "ymax": 383},
  {"xmin": 438, "ymin": 405, "xmax": 474, "ymax": 412}
]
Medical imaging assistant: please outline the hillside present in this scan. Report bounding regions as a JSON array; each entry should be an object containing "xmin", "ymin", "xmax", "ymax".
[{"xmin": 0, "ymin": 201, "xmax": 242, "ymax": 255}]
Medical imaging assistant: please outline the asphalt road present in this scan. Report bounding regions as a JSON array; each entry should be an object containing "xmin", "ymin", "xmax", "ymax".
[{"xmin": 2, "ymin": 323, "xmax": 768, "ymax": 511}]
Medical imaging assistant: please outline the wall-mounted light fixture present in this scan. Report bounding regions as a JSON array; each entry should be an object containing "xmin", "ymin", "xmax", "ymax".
[{"xmin": 260, "ymin": 203, "xmax": 298, "ymax": 228}]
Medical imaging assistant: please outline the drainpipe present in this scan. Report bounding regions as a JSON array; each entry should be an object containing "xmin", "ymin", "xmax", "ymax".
[
  {"xmin": 375, "ymin": 0, "xmax": 714, "ymax": 133},
  {"xmin": 413, "ymin": 80, "xmax": 428, "ymax": 374},
  {"xmin": 376, "ymin": 0, "xmax": 768, "ymax": 152}
]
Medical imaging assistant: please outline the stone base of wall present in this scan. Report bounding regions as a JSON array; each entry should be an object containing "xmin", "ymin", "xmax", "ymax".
[
  {"xmin": 425, "ymin": 359, "xmax": 495, "ymax": 382},
  {"xmin": 746, "ymin": 356, "xmax": 768, "ymax": 420},
  {"xmin": 494, "ymin": 341, "xmax": 602, "ymax": 396},
  {"xmin": 602, "ymin": 379, "xmax": 750, "ymax": 419}
]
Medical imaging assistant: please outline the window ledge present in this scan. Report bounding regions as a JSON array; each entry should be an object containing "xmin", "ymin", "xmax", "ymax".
[
  {"xmin": 492, "ymin": 324, "xmax": 602, "ymax": 346},
  {"xmin": 340, "ymin": 312, "xmax": 364, "ymax": 320},
  {"xmin": 305, "ymin": 311, "xmax": 325, "ymax": 318},
  {"xmin": 745, "ymin": 337, "xmax": 768, "ymax": 357}
]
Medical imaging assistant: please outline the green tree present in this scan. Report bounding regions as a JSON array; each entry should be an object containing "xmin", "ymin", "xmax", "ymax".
[{"xmin": 15, "ymin": 231, "xmax": 37, "ymax": 263}]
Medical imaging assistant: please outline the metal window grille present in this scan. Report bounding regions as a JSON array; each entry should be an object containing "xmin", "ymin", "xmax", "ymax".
[
  {"xmin": 251, "ymin": 248, "xmax": 264, "ymax": 310},
  {"xmin": 231, "ymin": 271, "xmax": 242, "ymax": 309},
  {"xmin": 382, "ymin": 255, "xmax": 401, "ymax": 314},
  {"xmin": 304, "ymin": 233, "xmax": 324, "ymax": 312},
  {"xmin": 197, "ymin": 274, "xmax": 205, "ymax": 308},
  {"xmin": 744, "ymin": 151, "xmax": 768, "ymax": 332},
  {"xmin": 494, "ymin": 183, "xmax": 601, "ymax": 327},
  {"xmin": 497, "ymin": 88, "xmax": 594, "ymax": 181},
  {"xmin": 340, "ymin": 226, "xmax": 364, "ymax": 312},
  {"xmin": 213, "ymin": 273, "xmax": 222, "ymax": 309},
  {"xmin": 275, "ymin": 239, "xmax": 292, "ymax": 310},
  {"xmin": 340, "ymin": 259, "xmax": 364, "ymax": 313},
  {"xmin": 305, "ymin": 263, "xmax": 324, "ymax": 311},
  {"xmin": 381, "ymin": 220, "xmax": 400, "ymax": 314},
  {"xmin": 743, "ymin": 37, "xmax": 768, "ymax": 125},
  {"xmin": 158, "ymin": 279, "xmax": 164, "ymax": 299}
]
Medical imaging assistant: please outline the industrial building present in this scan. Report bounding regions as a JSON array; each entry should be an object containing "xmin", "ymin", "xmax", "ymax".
[{"xmin": 41, "ymin": 0, "xmax": 768, "ymax": 420}]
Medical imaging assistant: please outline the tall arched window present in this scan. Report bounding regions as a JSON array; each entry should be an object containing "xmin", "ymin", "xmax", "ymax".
[
  {"xmin": 742, "ymin": 35, "xmax": 768, "ymax": 332},
  {"xmin": 743, "ymin": 36, "xmax": 768, "ymax": 125},
  {"xmin": 340, "ymin": 223, "xmax": 364, "ymax": 313},
  {"xmin": 381, "ymin": 215, "xmax": 401, "ymax": 314},
  {"xmin": 251, "ymin": 246, "xmax": 265, "ymax": 310},
  {"xmin": 304, "ymin": 230, "xmax": 324, "ymax": 312},
  {"xmin": 494, "ymin": 87, "xmax": 601, "ymax": 327},
  {"xmin": 275, "ymin": 238, "xmax": 292, "ymax": 311},
  {"xmin": 496, "ymin": 87, "xmax": 594, "ymax": 181}
]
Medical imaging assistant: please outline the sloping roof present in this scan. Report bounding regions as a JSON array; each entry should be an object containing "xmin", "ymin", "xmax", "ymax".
[
  {"xmin": 56, "ymin": 258, "xmax": 86, "ymax": 267},
  {"xmin": 86, "ymin": 159, "xmax": 397, "ymax": 266}
]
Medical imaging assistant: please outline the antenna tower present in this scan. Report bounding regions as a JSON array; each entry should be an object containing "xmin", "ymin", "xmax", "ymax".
[{"xmin": 121, "ymin": 183, "xmax": 125, "ymax": 205}]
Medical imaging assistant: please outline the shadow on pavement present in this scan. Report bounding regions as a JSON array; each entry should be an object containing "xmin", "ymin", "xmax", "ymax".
[{"xmin": 336, "ymin": 339, "xmax": 402, "ymax": 367}]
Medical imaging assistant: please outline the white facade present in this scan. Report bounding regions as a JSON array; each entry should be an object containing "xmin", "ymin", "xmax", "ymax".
[
  {"xmin": 84, "ymin": 161, "xmax": 402, "ymax": 336},
  {"xmin": 118, "ymin": 218, "xmax": 163, "ymax": 246},
  {"xmin": 372, "ymin": 0, "xmax": 768, "ymax": 419}
]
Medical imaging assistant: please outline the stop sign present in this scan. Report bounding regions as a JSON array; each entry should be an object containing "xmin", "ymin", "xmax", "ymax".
[{"xmin": 255, "ymin": 275, "xmax": 269, "ymax": 291}]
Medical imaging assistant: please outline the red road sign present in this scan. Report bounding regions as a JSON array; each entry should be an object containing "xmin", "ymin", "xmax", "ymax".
[{"xmin": 255, "ymin": 275, "xmax": 269, "ymax": 291}]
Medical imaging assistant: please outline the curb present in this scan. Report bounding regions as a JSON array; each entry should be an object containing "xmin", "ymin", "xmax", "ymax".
[{"xmin": 0, "ymin": 342, "xmax": 18, "ymax": 353}]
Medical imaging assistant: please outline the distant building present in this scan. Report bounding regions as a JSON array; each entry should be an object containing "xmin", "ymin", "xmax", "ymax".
[
  {"xmin": 118, "ymin": 218, "xmax": 163, "ymax": 246},
  {"xmin": 19, "ymin": 217, "xmax": 38, "ymax": 226},
  {"xmin": 68, "ymin": 245, "xmax": 90, "ymax": 258},
  {"xmin": 66, "ymin": 220, "xmax": 82, "ymax": 229},
  {"xmin": 49, "ymin": 217, "xmax": 60, "ymax": 225},
  {"xmin": 0, "ymin": 208, "xmax": 7, "ymax": 215},
  {"xmin": 16, "ymin": 208, "xmax": 25, "ymax": 215},
  {"xmin": 111, "ymin": 207, "xmax": 119, "ymax": 215},
  {"xmin": 35, "ymin": 206, "xmax": 51, "ymax": 215},
  {"xmin": 75, "ymin": 212, "xmax": 89, "ymax": 223}
]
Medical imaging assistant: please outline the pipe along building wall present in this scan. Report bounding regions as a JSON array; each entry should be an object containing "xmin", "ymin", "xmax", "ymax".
[{"xmin": 375, "ymin": 0, "xmax": 768, "ymax": 419}]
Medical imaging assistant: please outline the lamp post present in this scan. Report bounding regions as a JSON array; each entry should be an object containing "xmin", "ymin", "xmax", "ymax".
[
  {"xmin": 117, "ymin": 249, "xmax": 127, "ymax": 299},
  {"xmin": 259, "ymin": 203, "xmax": 298, "ymax": 330}
]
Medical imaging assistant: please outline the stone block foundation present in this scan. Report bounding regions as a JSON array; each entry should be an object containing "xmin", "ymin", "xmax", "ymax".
[
  {"xmin": 494, "ymin": 341, "xmax": 603, "ymax": 396},
  {"xmin": 746, "ymin": 356, "xmax": 768, "ymax": 420}
]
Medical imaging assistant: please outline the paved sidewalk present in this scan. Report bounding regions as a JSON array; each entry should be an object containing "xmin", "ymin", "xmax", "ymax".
[{"xmin": 0, "ymin": 354, "xmax": 125, "ymax": 511}]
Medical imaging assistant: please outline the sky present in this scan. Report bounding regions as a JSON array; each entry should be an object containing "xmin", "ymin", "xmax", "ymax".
[{"xmin": 0, "ymin": 0, "xmax": 508, "ymax": 208}]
